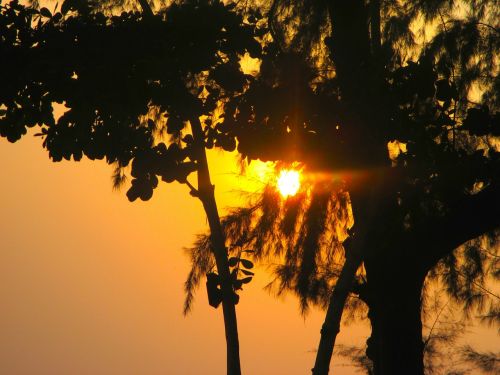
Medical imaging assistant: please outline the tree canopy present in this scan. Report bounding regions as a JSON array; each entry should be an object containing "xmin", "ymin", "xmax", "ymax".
[
  {"xmin": 1, "ymin": 0, "xmax": 499, "ymax": 374},
  {"xmin": 187, "ymin": 0, "xmax": 500, "ymax": 373},
  {"xmin": 1, "ymin": 1, "xmax": 267, "ymax": 373}
]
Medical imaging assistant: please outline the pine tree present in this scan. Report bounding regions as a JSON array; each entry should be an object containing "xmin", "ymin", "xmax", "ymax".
[{"xmin": 186, "ymin": 1, "xmax": 499, "ymax": 374}]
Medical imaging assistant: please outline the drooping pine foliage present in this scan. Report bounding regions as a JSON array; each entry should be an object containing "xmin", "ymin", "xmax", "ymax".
[
  {"xmin": 184, "ymin": 177, "xmax": 370, "ymax": 316},
  {"xmin": 335, "ymin": 288, "xmax": 500, "ymax": 374},
  {"xmin": 263, "ymin": 0, "xmax": 499, "ymax": 109},
  {"xmin": 186, "ymin": 1, "xmax": 499, "ymax": 298},
  {"xmin": 1, "ymin": 0, "xmax": 498, "ymax": 370},
  {"xmin": 184, "ymin": 1, "xmax": 500, "ymax": 368}
]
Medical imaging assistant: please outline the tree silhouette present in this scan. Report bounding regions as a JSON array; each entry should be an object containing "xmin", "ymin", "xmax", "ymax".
[
  {"xmin": 185, "ymin": 1, "xmax": 499, "ymax": 374},
  {"xmin": 2, "ymin": 0, "xmax": 499, "ymax": 374},
  {"xmin": 0, "ymin": 1, "xmax": 265, "ymax": 374},
  {"xmin": 333, "ymin": 288, "xmax": 500, "ymax": 375}
]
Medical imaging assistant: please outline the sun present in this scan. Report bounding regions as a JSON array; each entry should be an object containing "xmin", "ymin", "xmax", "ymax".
[{"xmin": 277, "ymin": 169, "xmax": 301, "ymax": 198}]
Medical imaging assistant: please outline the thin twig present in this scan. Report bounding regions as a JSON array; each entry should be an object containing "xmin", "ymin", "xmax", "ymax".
[
  {"xmin": 456, "ymin": 271, "xmax": 500, "ymax": 300},
  {"xmin": 423, "ymin": 301, "xmax": 449, "ymax": 350},
  {"xmin": 185, "ymin": 179, "xmax": 200, "ymax": 198}
]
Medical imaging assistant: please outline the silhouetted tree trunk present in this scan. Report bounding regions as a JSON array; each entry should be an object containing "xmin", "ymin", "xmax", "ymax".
[
  {"xmin": 190, "ymin": 116, "xmax": 241, "ymax": 375},
  {"xmin": 312, "ymin": 248, "xmax": 362, "ymax": 375},
  {"xmin": 312, "ymin": 180, "xmax": 384, "ymax": 375},
  {"xmin": 359, "ymin": 182, "xmax": 500, "ymax": 375},
  {"xmin": 364, "ymin": 257, "xmax": 427, "ymax": 375},
  {"xmin": 312, "ymin": 2, "xmax": 395, "ymax": 373},
  {"xmin": 369, "ymin": 0, "xmax": 381, "ymax": 55},
  {"xmin": 136, "ymin": 2, "xmax": 241, "ymax": 373},
  {"xmin": 137, "ymin": 0, "xmax": 153, "ymax": 17}
]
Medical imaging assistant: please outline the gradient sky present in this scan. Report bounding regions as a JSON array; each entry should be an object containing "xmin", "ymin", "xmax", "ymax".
[
  {"xmin": 2, "ymin": 134, "xmax": 497, "ymax": 375},
  {"xmin": 0, "ymin": 1, "xmax": 497, "ymax": 374},
  {"xmin": 0, "ymin": 134, "xmax": 375, "ymax": 375},
  {"xmin": 0, "ymin": 3, "xmax": 367, "ymax": 372}
]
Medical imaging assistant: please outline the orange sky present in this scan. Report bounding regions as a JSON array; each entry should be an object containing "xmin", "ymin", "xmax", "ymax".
[
  {"xmin": 0, "ymin": 134, "xmax": 374, "ymax": 375},
  {"xmin": 1, "ymin": 133, "xmax": 498, "ymax": 375},
  {"xmin": 0, "ymin": 1, "xmax": 497, "ymax": 374},
  {"xmin": 0, "ymin": 3, "xmax": 368, "ymax": 371}
]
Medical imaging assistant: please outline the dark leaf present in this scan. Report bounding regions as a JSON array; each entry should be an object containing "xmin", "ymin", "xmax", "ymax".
[
  {"xmin": 206, "ymin": 273, "xmax": 222, "ymax": 308},
  {"xmin": 40, "ymin": 7, "xmax": 52, "ymax": 18},
  {"xmin": 240, "ymin": 276, "xmax": 253, "ymax": 284},
  {"xmin": 61, "ymin": 0, "xmax": 71, "ymax": 14},
  {"xmin": 228, "ymin": 257, "xmax": 239, "ymax": 267},
  {"xmin": 240, "ymin": 258, "xmax": 254, "ymax": 269},
  {"xmin": 233, "ymin": 279, "xmax": 243, "ymax": 290}
]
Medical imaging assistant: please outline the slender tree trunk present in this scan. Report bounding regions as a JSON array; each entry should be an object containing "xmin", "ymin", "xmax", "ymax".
[
  {"xmin": 135, "ymin": 0, "xmax": 240, "ymax": 371},
  {"xmin": 312, "ymin": 248, "xmax": 362, "ymax": 375},
  {"xmin": 364, "ymin": 262, "xmax": 426, "ymax": 375},
  {"xmin": 313, "ymin": 3, "xmax": 394, "ymax": 373},
  {"xmin": 137, "ymin": 2, "xmax": 241, "ymax": 373},
  {"xmin": 191, "ymin": 117, "xmax": 241, "ymax": 375},
  {"xmin": 312, "ymin": 181, "xmax": 383, "ymax": 375},
  {"xmin": 137, "ymin": 0, "xmax": 154, "ymax": 17}
]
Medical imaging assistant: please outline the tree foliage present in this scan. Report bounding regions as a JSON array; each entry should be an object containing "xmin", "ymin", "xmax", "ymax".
[
  {"xmin": 1, "ymin": 0, "xmax": 262, "ymax": 193},
  {"xmin": 2, "ymin": 0, "xmax": 499, "ymax": 373},
  {"xmin": 0, "ymin": 1, "xmax": 266, "ymax": 373},
  {"xmin": 184, "ymin": 0, "xmax": 499, "ymax": 373},
  {"xmin": 186, "ymin": 0, "xmax": 500, "ymax": 304}
]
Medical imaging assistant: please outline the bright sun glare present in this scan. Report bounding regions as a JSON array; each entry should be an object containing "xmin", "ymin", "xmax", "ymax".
[{"xmin": 277, "ymin": 170, "xmax": 301, "ymax": 198}]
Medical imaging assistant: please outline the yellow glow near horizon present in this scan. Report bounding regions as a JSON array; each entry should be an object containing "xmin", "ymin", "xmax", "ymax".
[{"xmin": 277, "ymin": 169, "xmax": 301, "ymax": 198}]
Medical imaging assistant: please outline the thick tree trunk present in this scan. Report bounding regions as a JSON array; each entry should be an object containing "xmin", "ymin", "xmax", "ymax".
[
  {"xmin": 369, "ymin": 0, "xmax": 381, "ymax": 55},
  {"xmin": 365, "ymin": 259, "xmax": 426, "ymax": 375},
  {"xmin": 191, "ymin": 117, "xmax": 241, "ymax": 375},
  {"xmin": 326, "ymin": 0, "xmax": 370, "ymax": 99}
]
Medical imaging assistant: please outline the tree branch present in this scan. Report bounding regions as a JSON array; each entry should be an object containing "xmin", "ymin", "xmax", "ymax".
[
  {"xmin": 456, "ymin": 270, "xmax": 500, "ymax": 300},
  {"xmin": 185, "ymin": 179, "xmax": 200, "ymax": 198},
  {"xmin": 422, "ymin": 183, "xmax": 500, "ymax": 269},
  {"xmin": 137, "ymin": 0, "xmax": 153, "ymax": 17}
]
